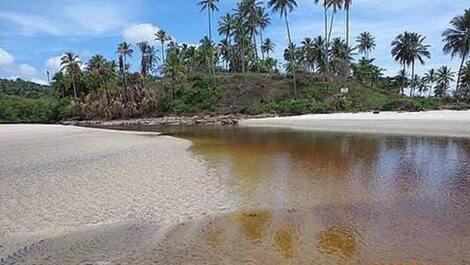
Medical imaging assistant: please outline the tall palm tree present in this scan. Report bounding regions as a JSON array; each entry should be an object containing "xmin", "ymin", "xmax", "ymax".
[
  {"xmin": 301, "ymin": 37, "xmax": 315, "ymax": 73},
  {"xmin": 268, "ymin": 0, "xmax": 298, "ymax": 97},
  {"xmin": 435, "ymin": 66, "xmax": 455, "ymax": 97},
  {"xmin": 117, "ymin": 42, "xmax": 133, "ymax": 89},
  {"xmin": 344, "ymin": 0, "xmax": 352, "ymax": 50},
  {"xmin": 326, "ymin": 0, "xmax": 343, "ymax": 44},
  {"xmin": 154, "ymin": 30, "xmax": 171, "ymax": 64},
  {"xmin": 60, "ymin": 52, "xmax": 81, "ymax": 99},
  {"xmin": 314, "ymin": 0, "xmax": 330, "ymax": 76},
  {"xmin": 356, "ymin": 32, "xmax": 375, "ymax": 58},
  {"xmin": 198, "ymin": 0, "xmax": 220, "ymax": 74},
  {"xmin": 312, "ymin": 36, "xmax": 327, "ymax": 73},
  {"xmin": 391, "ymin": 32, "xmax": 431, "ymax": 97},
  {"xmin": 442, "ymin": 9, "xmax": 470, "ymax": 92},
  {"xmin": 460, "ymin": 61, "xmax": 470, "ymax": 97},
  {"xmin": 423, "ymin": 68, "xmax": 436, "ymax": 97},
  {"xmin": 257, "ymin": 6, "xmax": 271, "ymax": 60}
]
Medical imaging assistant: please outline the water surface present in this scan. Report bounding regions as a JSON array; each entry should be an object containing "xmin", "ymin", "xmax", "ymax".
[{"xmin": 157, "ymin": 126, "xmax": 470, "ymax": 265}]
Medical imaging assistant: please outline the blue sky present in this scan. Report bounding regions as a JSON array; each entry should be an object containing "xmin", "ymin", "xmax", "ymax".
[{"xmin": 0, "ymin": 0, "xmax": 468, "ymax": 84}]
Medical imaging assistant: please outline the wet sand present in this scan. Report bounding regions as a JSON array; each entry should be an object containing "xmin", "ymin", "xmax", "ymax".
[
  {"xmin": 240, "ymin": 110, "xmax": 470, "ymax": 138},
  {"xmin": 1, "ymin": 124, "xmax": 469, "ymax": 264},
  {"xmin": 0, "ymin": 125, "xmax": 234, "ymax": 264}
]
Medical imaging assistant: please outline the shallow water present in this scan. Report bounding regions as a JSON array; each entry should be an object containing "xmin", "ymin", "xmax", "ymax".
[{"xmin": 157, "ymin": 126, "xmax": 470, "ymax": 265}]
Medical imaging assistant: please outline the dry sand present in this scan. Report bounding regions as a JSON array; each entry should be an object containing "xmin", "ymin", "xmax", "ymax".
[
  {"xmin": 240, "ymin": 110, "xmax": 470, "ymax": 138},
  {"xmin": 0, "ymin": 125, "xmax": 235, "ymax": 264}
]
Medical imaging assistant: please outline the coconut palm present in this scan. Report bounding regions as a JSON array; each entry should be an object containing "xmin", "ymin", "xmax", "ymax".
[
  {"xmin": 261, "ymin": 38, "xmax": 275, "ymax": 58},
  {"xmin": 117, "ymin": 42, "xmax": 133, "ymax": 89},
  {"xmin": 460, "ymin": 61, "xmax": 470, "ymax": 98},
  {"xmin": 435, "ymin": 66, "xmax": 455, "ymax": 97},
  {"xmin": 257, "ymin": 6, "xmax": 271, "ymax": 59},
  {"xmin": 218, "ymin": 13, "xmax": 236, "ymax": 44},
  {"xmin": 60, "ymin": 52, "xmax": 81, "ymax": 99},
  {"xmin": 163, "ymin": 51, "xmax": 184, "ymax": 99},
  {"xmin": 326, "ymin": 0, "xmax": 343, "ymax": 43},
  {"xmin": 301, "ymin": 37, "xmax": 316, "ymax": 73},
  {"xmin": 391, "ymin": 32, "xmax": 431, "ymax": 97},
  {"xmin": 356, "ymin": 32, "xmax": 375, "ymax": 58},
  {"xmin": 344, "ymin": 0, "xmax": 352, "ymax": 50},
  {"xmin": 154, "ymin": 30, "xmax": 171, "ymax": 64},
  {"xmin": 268, "ymin": 0, "xmax": 298, "ymax": 97},
  {"xmin": 198, "ymin": 0, "xmax": 219, "ymax": 74},
  {"xmin": 442, "ymin": 9, "xmax": 470, "ymax": 92},
  {"xmin": 312, "ymin": 36, "xmax": 327, "ymax": 73},
  {"xmin": 423, "ymin": 68, "xmax": 436, "ymax": 97}
]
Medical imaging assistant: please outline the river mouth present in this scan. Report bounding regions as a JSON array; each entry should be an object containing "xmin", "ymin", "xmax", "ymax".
[{"xmin": 157, "ymin": 126, "xmax": 470, "ymax": 264}]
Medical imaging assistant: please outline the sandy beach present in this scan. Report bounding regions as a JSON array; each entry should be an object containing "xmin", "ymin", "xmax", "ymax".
[
  {"xmin": 240, "ymin": 110, "xmax": 470, "ymax": 138},
  {"xmin": 0, "ymin": 125, "xmax": 235, "ymax": 264}
]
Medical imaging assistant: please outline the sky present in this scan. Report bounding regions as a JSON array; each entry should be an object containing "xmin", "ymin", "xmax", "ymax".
[{"xmin": 0, "ymin": 0, "xmax": 468, "ymax": 85}]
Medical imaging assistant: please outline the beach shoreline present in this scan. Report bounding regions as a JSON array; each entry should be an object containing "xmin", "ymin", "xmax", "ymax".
[{"xmin": 239, "ymin": 110, "xmax": 470, "ymax": 138}]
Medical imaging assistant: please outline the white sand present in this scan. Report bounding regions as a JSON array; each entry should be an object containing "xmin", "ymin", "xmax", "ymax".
[
  {"xmin": 0, "ymin": 125, "xmax": 235, "ymax": 263},
  {"xmin": 240, "ymin": 110, "xmax": 470, "ymax": 138}
]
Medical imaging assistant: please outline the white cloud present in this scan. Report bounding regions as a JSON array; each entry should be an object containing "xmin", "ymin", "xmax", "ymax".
[
  {"xmin": 45, "ymin": 55, "xmax": 63, "ymax": 74},
  {"xmin": 0, "ymin": 48, "xmax": 15, "ymax": 66},
  {"xmin": 18, "ymin": 64, "xmax": 37, "ymax": 77},
  {"xmin": 123, "ymin": 23, "xmax": 160, "ymax": 43},
  {"xmin": 30, "ymin": 78, "xmax": 49, "ymax": 85}
]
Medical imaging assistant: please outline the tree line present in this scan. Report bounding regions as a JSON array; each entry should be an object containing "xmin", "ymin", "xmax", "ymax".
[{"xmin": 53, "ymin": 1, "xmax": 470, "ymax": 101}]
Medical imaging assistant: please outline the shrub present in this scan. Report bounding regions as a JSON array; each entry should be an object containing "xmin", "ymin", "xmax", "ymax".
[{"xmin": 277, "ymin": 99, "xmax": 314, "ymax": 115}]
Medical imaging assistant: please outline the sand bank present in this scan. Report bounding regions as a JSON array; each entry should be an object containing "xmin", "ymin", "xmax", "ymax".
[{"xmin": 240, "ymin": 110, "xmax": 470, "ymax": 138}]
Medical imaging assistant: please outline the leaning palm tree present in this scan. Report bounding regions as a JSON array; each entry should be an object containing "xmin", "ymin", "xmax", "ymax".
[
  {"xmin": 356, "ymin": 32, "xmax": 376, "ymax": 58},
  {"xmin": 60, "ymin": 52, "xmax": 81, "ymax": 99},
  {"xmin": 117, "ymin": 42, "xmax": 133, "ymax": 89},
  {"xmin": 198, "ymin": 0, "xmax": 220, "ymax": 74},
  {"xmin": 268, "ymin": 0, "xmax": 298, "ymax": 97},
  {"xmin": 154, "ymin": 30, "xmax": 171, "ymax": 64},
  {"xmin": 423, "ymin": 68, "xmax": 436, "ymax": 97},
  {"xmin": 442, "ymin": 9, "xmax": 470, "ymax": 92},
  {"xmin": 261, "ymin": 38, "xmax": 275, "ymax": 58}
]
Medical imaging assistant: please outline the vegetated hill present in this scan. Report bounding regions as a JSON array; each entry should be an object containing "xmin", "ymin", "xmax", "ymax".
[
  {"xmin": 0, "ymin": 78, "xmax": 70, "ymax": 123},
  {"xmin": 72, "ymin": 73, "xmax": 402, "ymax": 120},
  {"xmin": 0, "ymin": 78, "xmax": 52, "ymax": 99}
]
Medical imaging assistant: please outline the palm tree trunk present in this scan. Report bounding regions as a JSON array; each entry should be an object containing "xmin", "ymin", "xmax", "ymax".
[
  {"xmin": 161, "ymin": 42, "xmax": 165, "ymax": 64},
  {"xmin": 456, "ymin": 52, "xmax": 467, "ymax": 93},
  {"xmin": 401, "ymin": 64, "xmax": 406, "ymax": 95},
  {"xmin": 324, "ymin": 5, "xmax": 329, "ymax": 79},
  {"xmin": 208, "ymin": 8, "xmax": 215, "ymax": 75},
  {"xmin": 285, "ymin": 15, "xmax": 297, "ymax": 98},
  {"xmin": 327, "ymin": 11, "xmax": 335, "ymax": 45},
  {"xmin": 253, "ymin": 33, "xmax": 260, "ymax": 75},
  {"xmin": 410, "ymin": 62, "xmax": 415, "ymax": 97},
  {"xmin": 345, "ymin": 5, "xmax": 350, "ymax": 76},
  {"xmin": 260, "ymin": 30, "xmax": 264, "ymax": 60},
  {"xmin": 241, "ymin": 37, "xmax": 246, "ymax": 73},
  {"xmin": 123, "ymin": 55, "xmax": 127, "ymax": 90},
  {"xmin": 72, "ymin": 74, "xmax": 77, "ymax": 99}
]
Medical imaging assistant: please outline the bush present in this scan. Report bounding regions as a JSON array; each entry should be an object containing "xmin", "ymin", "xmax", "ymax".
[
  {"xmin": 0, "ymin": 96, "xmax": 71, "ymax": 123},
  {"xmin": 277, "ymin": 99, "xmax": 314, "ymax": 115},
  {"xmin": 381, "ymin": 98, "xmax": 422, "ymax": 112}
]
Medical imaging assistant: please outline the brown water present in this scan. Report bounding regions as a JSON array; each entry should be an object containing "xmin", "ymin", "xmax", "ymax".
[{"xmin": 153, "ymin": 126, "xmax": 470, "ymax": 265}]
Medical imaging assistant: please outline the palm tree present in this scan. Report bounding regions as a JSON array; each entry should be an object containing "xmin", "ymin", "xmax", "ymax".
[
  {"xmin": 138, "ymin": 41, "xmax": 159, "ymax": 77},
  {"xmin": 117, "ymin": 42, "xmax": 133, "ymax": 90},
  {"xmin": 261, "ymin": 38, "xmax": 275, "ymax": 58},
  {"xmin": 344, "ymin": 0, "xmax": 352, "ymax": 50},
  {"xmin": 442, "ymin": 9, "xmax": 470, "ymax": 92},
  {"xmin": 198, "ymin": 0, "xmax": 219, "ymax": 74},
  {"xmin": 218, "ymin": 13, "xmax": 236, "ymax": 44},
  {"xmin": 356, "ymin": 32, "xmax": 375, "ymax": 58},
  {"xmin": 326, "ymin": 0, "xmax": 343, "ymax": 44},
  {"xmin": 60, "ymin": 52, "xmax": 81, "ymax": 99},
  {"xmin": 257, "ymin": 6, "xmax": 271, "ymax": 60},
  {"xmin": 268, "ymin": 0, "xmax": 298, "ymax": 97},
  {"xmin": 460, "ymin": 61, "xmax": 470, "ymax": 98},
  {"xmin": 163, "ymin": 51, "xmax": 184, "ymax": 98},
  {"xmin": 301, "ymin": 37, "xmax": 315, "ymax": 73},
  {"xmin": 435, "ymin": 66, "xmax": 455, "ymax": 97},
  {"xmin": 314, "ymin": 0, "xmax": 330, "ymax": 76},
  {"xmin": 155, "ymin": 30, "xmax": 171, "ymax": 64},
  {"xmin": 422, "ymin": 69, "xmax": 436, "ymax": 97},
  {"xmin": 312, "ymin": 36, "xmax": 327, "ymax": 73},
  {"xmin": 391, "ymin": 32, "xmax": 431, "ymax": 97}
]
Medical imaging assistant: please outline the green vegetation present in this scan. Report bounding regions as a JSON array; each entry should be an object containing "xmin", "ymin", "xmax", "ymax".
[
  {"xmin": 0, "ymin": 79, "xmax": 70, "ymax": 123},
  {"xmin": 2, "ymin": 3, "xmax": 470, "ymax": 123}
]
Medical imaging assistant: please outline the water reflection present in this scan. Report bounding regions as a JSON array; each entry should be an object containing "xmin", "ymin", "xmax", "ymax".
[{"xmin": 154, "ymin": 126, "xmax": 470, "ymax": 264}]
